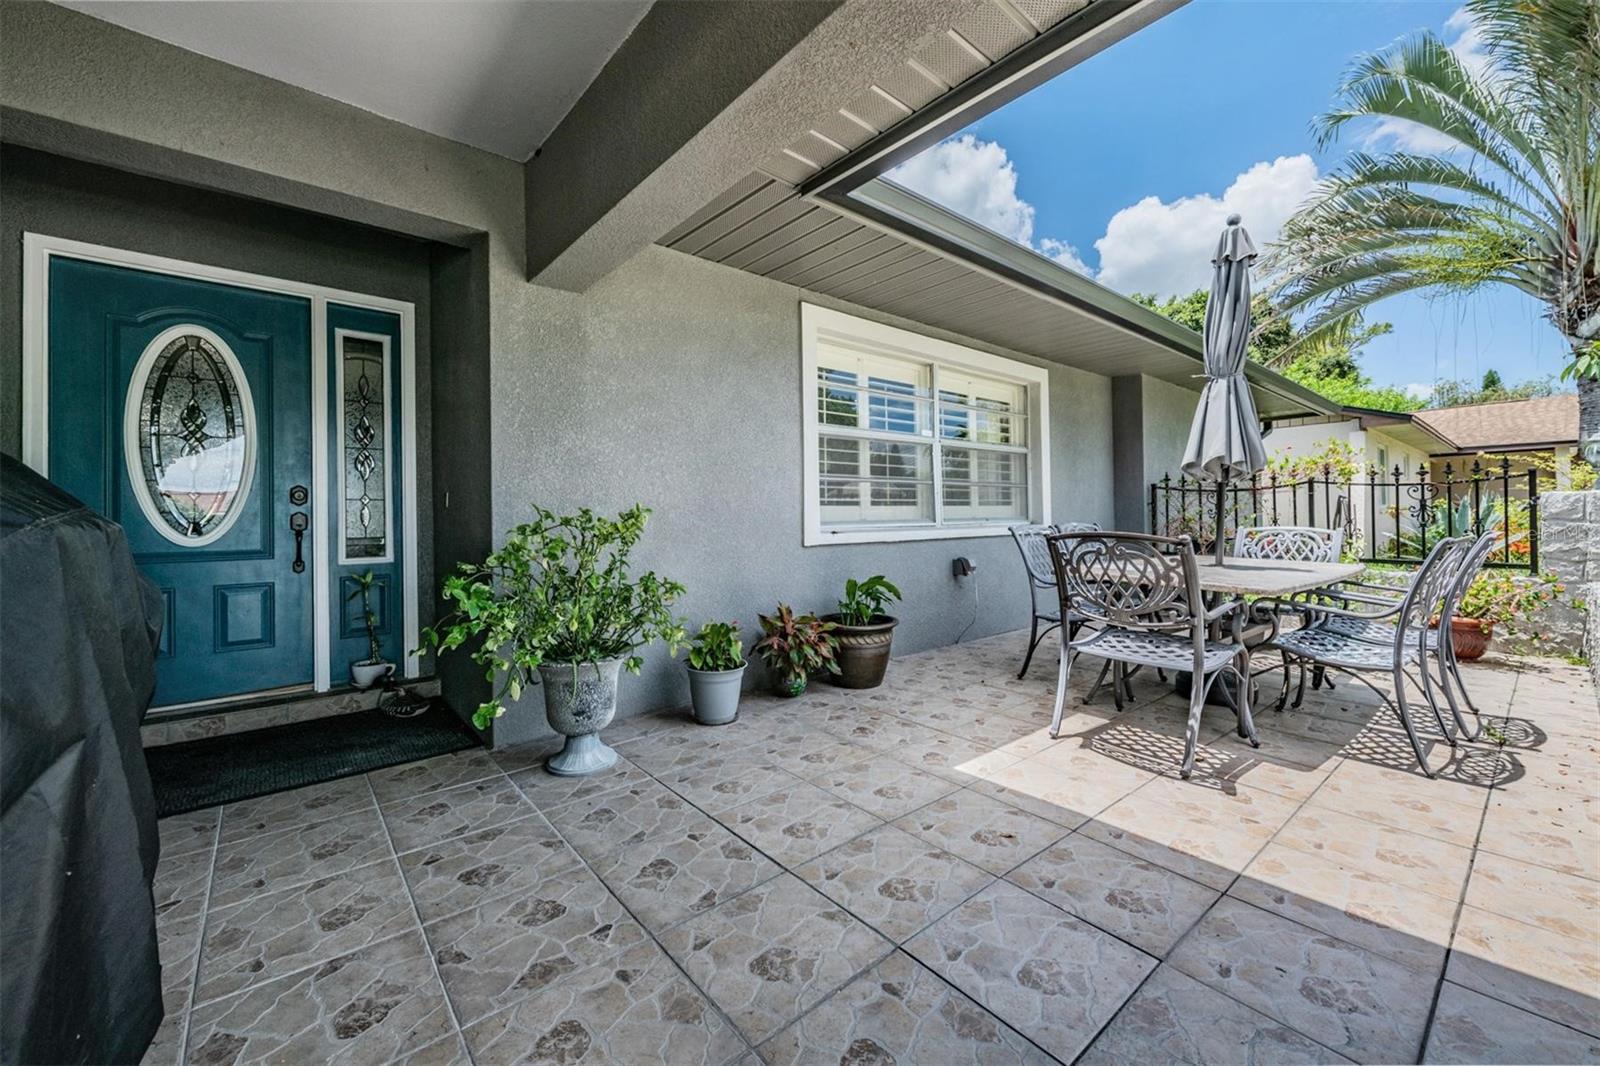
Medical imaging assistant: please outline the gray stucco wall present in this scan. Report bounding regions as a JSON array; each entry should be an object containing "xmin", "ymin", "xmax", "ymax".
[
  {"xmin": 1142, "ymin": 375, "xmax": 1200, "ymax": 491},
  {"xmin": 0, "ymin": 3, "xmax": 1126, "ymax": 742},
  {"xmin": 484, "ymin": 245, "xmax": 1115, "ymax": 743},
  {"xmin": 0, "ymin": 145, "xmax": 438, "ymax": 630}
]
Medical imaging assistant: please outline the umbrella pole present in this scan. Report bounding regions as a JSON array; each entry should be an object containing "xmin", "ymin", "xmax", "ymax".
[{"xmin": 1214, "ymin": 480, "xmax": 1227, "ymax": 566}]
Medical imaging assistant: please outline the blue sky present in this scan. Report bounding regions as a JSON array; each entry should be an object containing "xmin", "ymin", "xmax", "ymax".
[{"xmin": 888, "ymin": 0, "xmax": 1570, "ymax": 398}]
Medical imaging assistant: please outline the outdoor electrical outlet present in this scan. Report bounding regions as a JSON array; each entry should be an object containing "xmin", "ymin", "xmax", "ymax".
[{"xmin": 952, "ymin": 557, "xmax": 976, "ymax": 578}]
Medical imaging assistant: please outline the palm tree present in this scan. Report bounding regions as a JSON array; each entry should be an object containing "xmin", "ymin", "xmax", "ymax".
[{"xmin": 1262, "ymin": 0, "xmax": 1600, "ymax": 460}]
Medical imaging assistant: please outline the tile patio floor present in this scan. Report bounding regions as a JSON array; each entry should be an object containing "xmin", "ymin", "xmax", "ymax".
[{"xmin": 145, "ymin": 633, "xmax": 1599, "ymax": 1065}]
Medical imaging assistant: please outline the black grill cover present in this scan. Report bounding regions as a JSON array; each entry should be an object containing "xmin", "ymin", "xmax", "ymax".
[{"xmin": 1, "ymin": 454, "xmax": 165, "ymax": 1065}]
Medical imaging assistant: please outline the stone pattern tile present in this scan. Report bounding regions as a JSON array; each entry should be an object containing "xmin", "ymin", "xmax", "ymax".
[
  {"xmin": 758, "ymin": 951, "xmax": 1052, "ymax": 1066},
  {"xmin": 1080, "ymin": 965, "xmax": 1353, "ymax": 1065},
  {"xmin": 904, "ymin": 880, "xmax": 1155, "ymax": 1063},
  {"xmin": 1006, "ymin": 835, "xmax": 1219, "ymax": 956},
  {"xmin": 144, "ymin": 635, "xmax": 1597, "ymax": 1066},
  {"xmin": 1167, "ymin": 897, "xmax": 1434, "ymax": 1064},
  {"xmin": 795, "ymin": 824, "xmax": 994, "ymax": 943},
  {"xmin": 461, "ymin": 939, "xmax": 747, "ymax": 1066},
  {"xmin": 657, "ymin": 874, "xmax": 893, "ymax": 1044}
]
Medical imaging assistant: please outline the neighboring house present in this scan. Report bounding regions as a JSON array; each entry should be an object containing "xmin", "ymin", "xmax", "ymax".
[
  {"xmin": 1414, "ymin": 394, "xmax": 1582, "ymax": 480},
  {"xmin": 1263, "ymin": 394, "xmax": 1580, "ymax": 556},
  {"xmin": 0, "ymin": 1, "xmax": 1338, "ymax": 743}
]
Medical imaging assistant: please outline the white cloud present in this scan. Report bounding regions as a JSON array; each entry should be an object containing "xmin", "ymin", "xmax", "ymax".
[
  {"xmin": 1444, "ymin": 5, "xmax": 1496, "ymax": 84},
  {"xmin": 1404, "ymin": 382, "xmax": 1436, "ymax": 400},
  {"xmin": 888, "ymin": 134, "xmax": 1037, "ymax": 246},
  {"xmin": 1090, "ymin": 155, "xmax": 1322, "ymax": 299},
  {"xmin": 886, "ymin": 134, "xmax": 1093, "ymax": 277},
  {"xmin": 1037, "ymin": 237, "xmax": 1092, "ymax": 275}
]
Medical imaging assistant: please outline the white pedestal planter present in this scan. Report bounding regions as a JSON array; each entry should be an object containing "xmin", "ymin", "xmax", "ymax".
[{"xmin": 539, "ymin": 657, "xmax": 623, "ymax": 775}]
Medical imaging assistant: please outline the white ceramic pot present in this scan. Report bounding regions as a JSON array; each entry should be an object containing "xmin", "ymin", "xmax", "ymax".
[{"xmin": 350, "ymin": 660, "xmax": 394, "ymax": 689}]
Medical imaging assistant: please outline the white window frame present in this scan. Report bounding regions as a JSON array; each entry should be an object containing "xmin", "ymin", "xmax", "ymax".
[{"xmin": 801, "ymin": 303, "xmax": 1050, "ymax": 546}]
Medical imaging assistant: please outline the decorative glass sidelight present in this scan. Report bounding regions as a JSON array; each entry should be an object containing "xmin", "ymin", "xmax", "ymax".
[
  {"xmin": 129, "ymin": 329, "xmax": 255, "ymax": 544},
  {"xmin": 339, "ymin": 333, "xmax": 389, "ymax": 561}
]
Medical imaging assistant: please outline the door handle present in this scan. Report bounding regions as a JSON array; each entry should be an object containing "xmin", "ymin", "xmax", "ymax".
[{"xmin": 290, "ymin": 511, "xmax": 309, "ymax": 573}]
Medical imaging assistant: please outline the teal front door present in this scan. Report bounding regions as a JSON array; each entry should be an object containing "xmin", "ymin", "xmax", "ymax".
[{"xmin": 47, "ymin": 257, "xmax": 315, "ymax": 705}]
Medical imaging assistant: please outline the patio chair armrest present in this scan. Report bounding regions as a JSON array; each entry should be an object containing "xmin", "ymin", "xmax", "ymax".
[
  {"xmin": 1299, "ymin": 601, "xmax": 1403, "ymax": 622},
  {"xmin": 1202, "ymin": 598, "xmax": 1244, "ymax": 624},
  {"xmin": 1306, "ymin": 586, "xmax": 1402, "ymax": 608}
]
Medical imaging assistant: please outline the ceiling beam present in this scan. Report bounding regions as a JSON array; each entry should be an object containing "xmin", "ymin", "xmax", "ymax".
[{"xmin": 524, "ymin": 0, "xmax": 994, "ymax": 291}]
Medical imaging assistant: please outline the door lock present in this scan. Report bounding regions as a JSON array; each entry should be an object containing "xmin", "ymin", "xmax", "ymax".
[
  {"xmin": 289, "ymin": 484, "xmax": 309, "ymax": 506},
  {"xmin": 290, "ymin": 511, "xmax": 309, "ymax": 573}
]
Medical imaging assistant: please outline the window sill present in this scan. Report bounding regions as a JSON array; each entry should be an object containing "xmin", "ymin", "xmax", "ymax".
[{"xmin": 805, "ymin": 523, "xmax": 1018, "ymax": 547}]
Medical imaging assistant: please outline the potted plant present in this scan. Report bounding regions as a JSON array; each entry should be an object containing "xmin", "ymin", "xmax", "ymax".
[
  {"xmin": 823, "ymin": 576, "xmax": 902, "ymax": 689},
  {"xmin": 347, "ymin": 570, "xmax": 393, "ymax": 689},
  {"xmin": 753, "ymin": 605, "xmax": 839, "ymax": 697},
  {"xmin": 683, "ymin": 620, "xmax": 746, "ymax": 726},
  {"xmin": 422, "ymin": 504, "xmax": 686, "ymax": 775},
  {"xmin": 1448, "ymin": 569, "xmax": 1565, "ymax": 661}
]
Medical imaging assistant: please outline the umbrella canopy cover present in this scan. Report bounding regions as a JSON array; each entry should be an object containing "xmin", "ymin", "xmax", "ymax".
[{"xmin": 1181, "ymin": 214, "xmax": 1267, "ymax": 484}]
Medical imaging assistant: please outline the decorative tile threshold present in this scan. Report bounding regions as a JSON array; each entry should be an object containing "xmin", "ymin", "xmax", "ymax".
[{"xmin": 141, "ymin": 678, "xmax": 441, "ymax": 747}]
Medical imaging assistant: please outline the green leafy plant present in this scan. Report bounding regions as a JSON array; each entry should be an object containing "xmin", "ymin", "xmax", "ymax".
[
  {"xmin": 753, "ymin": 605, "xmax": 839, "ymax": 683},
  {"xmin": 1454, "ymin": 568, "xmax": 1565, "ymax": 639},
  {"xmin": 836, "ymin": 575, "xmax": 903, "ymax": 626},
  {"xmin": 686, "ymin": 620, "xmax": 744, "ymax": 672},
  {"xmin": 421, "ymin": 504, "xmax": 686, "ymax": 729},
  {"xmin": 347, "ymin": 570, "xmax": 384, "ymax": 665}
]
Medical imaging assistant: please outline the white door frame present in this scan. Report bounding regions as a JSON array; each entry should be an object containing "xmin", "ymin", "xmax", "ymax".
[{"xmin": 20, "ymin": 232, "xmax": 421, "ymax": 693}]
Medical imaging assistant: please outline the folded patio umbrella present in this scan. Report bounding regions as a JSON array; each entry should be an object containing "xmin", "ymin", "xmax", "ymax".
[{"xmin": 1181, "ymin": 213, "xmax": 1267, "ymax": 565}]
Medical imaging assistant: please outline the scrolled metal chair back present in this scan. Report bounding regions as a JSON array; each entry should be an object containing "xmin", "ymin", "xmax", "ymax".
[
  {"xmin": 1436, "ymin": 531, "xmax": 1502, "ymax": 630},
  {"xmin": 1009, "ymin": 523, "xmax": 1060, "ymax": 588},
  {"xmin": 1234, "ymin": 525, "xmax": 1343, "ymax": 563},
  {"xmin": 1396, "ymin": 536, "xmax": 1472, "ymax": 644},
  {"xmin": 1047, "ymin": 530, "xmax": 1200, "ymax": 633}
]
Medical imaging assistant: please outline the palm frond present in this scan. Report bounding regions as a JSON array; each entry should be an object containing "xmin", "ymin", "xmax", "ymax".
[{"xmin": 1316, "ymin": 33, "xmax": 1556, "ymax": 211}]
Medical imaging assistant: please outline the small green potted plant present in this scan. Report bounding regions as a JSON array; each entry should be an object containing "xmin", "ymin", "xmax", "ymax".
[
  {"xmin": 347, "ymin": 570, "xmax": 393, "ymax": 689},
  {"xmin": 683, "ymin": 620, "xmax": 746, "ymax": 726},
  {"xmin": 422, "ymin": 504, "xmax": 686, "ymax": 775},
  {"xmin": 753, "ymin": 604, "xmax": 839, "ymax": 697},
  {"xmin": 823, "ymin": 576, "xmax": 902, "ymax": 689},
  {"xmin": 1449, "ymin": 569, "xmax": 1566, "ymax": 660}
]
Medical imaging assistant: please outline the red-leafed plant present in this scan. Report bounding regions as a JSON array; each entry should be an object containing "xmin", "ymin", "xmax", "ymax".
[{"xmin": 753, "ymin": 604, "xmax": 839, "ymax": 687}]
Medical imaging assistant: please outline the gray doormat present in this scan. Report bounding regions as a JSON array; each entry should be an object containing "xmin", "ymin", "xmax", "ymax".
[{"xmin": 146, "ymin": 702, "xmax": 480, "ymax": 818}]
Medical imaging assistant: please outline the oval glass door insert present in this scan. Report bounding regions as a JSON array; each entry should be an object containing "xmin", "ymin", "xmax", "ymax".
[{"xmin": 125, "ymin": 326, "xmax": 257, "ymax": 546}]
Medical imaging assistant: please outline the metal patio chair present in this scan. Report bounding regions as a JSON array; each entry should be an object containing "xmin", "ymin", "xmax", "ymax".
[
  {"xmin": 1009, "ymin": 521, "xmax": 1099, "ymax": 679},
  {"xmin": 1317, "ymin": 530, "xmax": 1500, "ymax": 742},
  {"xmin": 1046, "ymin": 530, "xmax": 1256, "ymax": 779},
  {"xmin": 1235, "ymin": 524, "xmax": 1346, "ymax": 695},
  {"xmin": 1259, "ymin": 536, "xmax": 1472, "ymax": 776},
  {"xmin": 1234, "ymin": 525, "xmax": 1344, "ymax": 562}
]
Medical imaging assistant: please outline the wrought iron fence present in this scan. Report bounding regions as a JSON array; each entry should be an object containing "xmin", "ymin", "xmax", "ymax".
[{"xmin": 1148, "ymin": 458, "xmax": 1540, "ymax": 572}]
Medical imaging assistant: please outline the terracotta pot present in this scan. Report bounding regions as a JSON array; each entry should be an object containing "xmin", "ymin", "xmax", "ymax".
[
  {"xmin": 1449, "ymin": 617, "xmax": 1493, "ymax": 661},
  {"xmin": 823, "ymin": 614, "xmax": 898, "ymax": 689}
]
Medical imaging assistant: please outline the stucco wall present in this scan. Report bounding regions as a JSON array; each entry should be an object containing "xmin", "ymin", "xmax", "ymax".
[
  {"xmin": 0, "ymin": 2, "xmax": 1122, "ymax": 742},
  {"xmin": 1141, "ymin": 375, "xmax": 1199, "ymax": 491},
  {"xmin": 484, "ymin": 245, "xmax": 1116, "ymax": 742}
]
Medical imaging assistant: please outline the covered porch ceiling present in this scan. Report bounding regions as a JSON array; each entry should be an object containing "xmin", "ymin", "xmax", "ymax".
[{"xmin": 655, "ymin": 0, "xmax": 1336, "ymax": 421}]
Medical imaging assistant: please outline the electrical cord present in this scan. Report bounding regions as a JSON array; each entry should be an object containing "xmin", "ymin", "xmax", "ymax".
[{"xmin": 955, "ymin": 571, "xmax": 980, "ymax": 643}]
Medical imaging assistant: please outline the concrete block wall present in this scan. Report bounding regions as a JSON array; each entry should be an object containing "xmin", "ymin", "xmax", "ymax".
[{"xmin": 1536, "ymin": 490, "xmax": 1600, "ymax": 682}]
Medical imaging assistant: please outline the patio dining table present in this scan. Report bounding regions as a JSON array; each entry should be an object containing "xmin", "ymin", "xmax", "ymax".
[
  {"xmin": 1179, "ymin": 556, "xmax": 1365, "ymax": 707},
  {"xmin": 1195, "ymin": 557, "xmax": 1365, "ymax": 599}
]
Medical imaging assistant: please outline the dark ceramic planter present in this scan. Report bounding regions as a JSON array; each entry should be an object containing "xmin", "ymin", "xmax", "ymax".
[
  {"xmin": 1449, "ymin": 617, "xmax": 1493, "ymax": 661},
  {"xmin": 824, "ymin": 614, "xmax": 898, "ymax": 689},
  {"xmin": 775, "ymin": 674, "xmax": 808, "ymax": 698}
]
